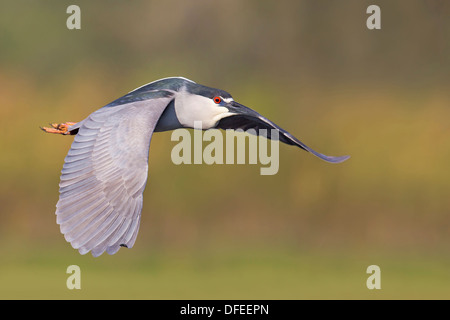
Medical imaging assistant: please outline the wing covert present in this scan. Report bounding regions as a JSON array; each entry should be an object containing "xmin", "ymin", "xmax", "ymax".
[{"xmin": 56, "ymin": 96, "xmax": 173, "ymax": 256}]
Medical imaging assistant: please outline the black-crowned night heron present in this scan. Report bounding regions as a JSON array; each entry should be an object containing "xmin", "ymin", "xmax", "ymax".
[{"xmin": 42, "ymin": 77, "xmax": 349, "ymax": 256}]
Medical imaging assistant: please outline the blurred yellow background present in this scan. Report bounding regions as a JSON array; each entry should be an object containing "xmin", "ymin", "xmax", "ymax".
[{"xmin": 0, "ymin": 0, "xmax": 449, "ymax": 299}]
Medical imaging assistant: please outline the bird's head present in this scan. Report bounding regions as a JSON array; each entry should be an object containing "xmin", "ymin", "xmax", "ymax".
[
  {"xmin": 173, "ymin": 80, "xmax": 240, "ymax": 129},
  {"xmin": 169, "ymin": 78, "xmax": 268, "ymax": 132}
]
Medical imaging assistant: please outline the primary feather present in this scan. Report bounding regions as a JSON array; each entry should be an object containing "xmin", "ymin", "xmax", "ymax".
[{"xmin": 56, "ymin": 94, "xmax": 174, "ymax": 257}]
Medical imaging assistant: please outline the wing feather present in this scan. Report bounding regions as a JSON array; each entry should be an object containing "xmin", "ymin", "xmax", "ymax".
[
  {"xmin": 217, "ymin": 106, "xmax": 350, "ymax": 163},
  {"xmin": 56, "ymin": 95, "xmax": 174, "ymax": 256}
]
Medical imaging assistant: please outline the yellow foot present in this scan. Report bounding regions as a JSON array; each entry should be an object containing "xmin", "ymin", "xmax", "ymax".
[{"xmin": 41, "ymin": 122, "xmax": 77, "ymax": 135}]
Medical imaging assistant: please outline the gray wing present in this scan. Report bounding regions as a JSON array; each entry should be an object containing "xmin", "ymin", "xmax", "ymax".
[
  {"xmin": 56, "ymin": 96, "xmax": 174, "ymax": 257},
  {"xmin": 217, "ymin": 102, "xmax": 350, "ymax": 164}
]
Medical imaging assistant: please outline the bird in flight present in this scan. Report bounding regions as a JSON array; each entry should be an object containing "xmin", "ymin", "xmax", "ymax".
[{"xmin": 41, "ymin": 77, "xmax": 349, "ymax": 257}]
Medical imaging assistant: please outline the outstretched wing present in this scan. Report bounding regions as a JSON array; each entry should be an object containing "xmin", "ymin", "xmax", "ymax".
[
  {"xmin": 217, "ymin": 102, "xmax": 350, "ymax": 163},
  {"xmin": 56, "ymin": 95, "xmax": 174, "ymax": 257}
]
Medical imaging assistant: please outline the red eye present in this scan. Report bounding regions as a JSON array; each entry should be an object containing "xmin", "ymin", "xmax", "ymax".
[{"xmin": 213, "ymin": 96, "xmax": 222, "ymax": 104}]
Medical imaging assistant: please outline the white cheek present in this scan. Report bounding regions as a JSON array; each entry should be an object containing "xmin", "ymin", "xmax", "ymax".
[{"xmin": 175, "ymin": 92, "xmax": 229, "ymax": 129}]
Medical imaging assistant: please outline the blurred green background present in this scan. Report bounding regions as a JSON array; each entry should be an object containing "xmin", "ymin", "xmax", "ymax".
[{"xmin": 1, "ymin": 0, "xmax": 449, "ymax": 299}]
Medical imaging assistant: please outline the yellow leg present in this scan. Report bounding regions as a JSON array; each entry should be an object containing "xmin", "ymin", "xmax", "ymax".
[{"xmin": 41, "ymin": 122, "xmax": 77, "ymax": 135}]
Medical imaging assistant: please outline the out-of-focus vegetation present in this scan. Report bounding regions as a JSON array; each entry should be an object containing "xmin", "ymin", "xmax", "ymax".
[{"xmin": 0, "ymin": 1, "xmax": 449, "ymax": 299}]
